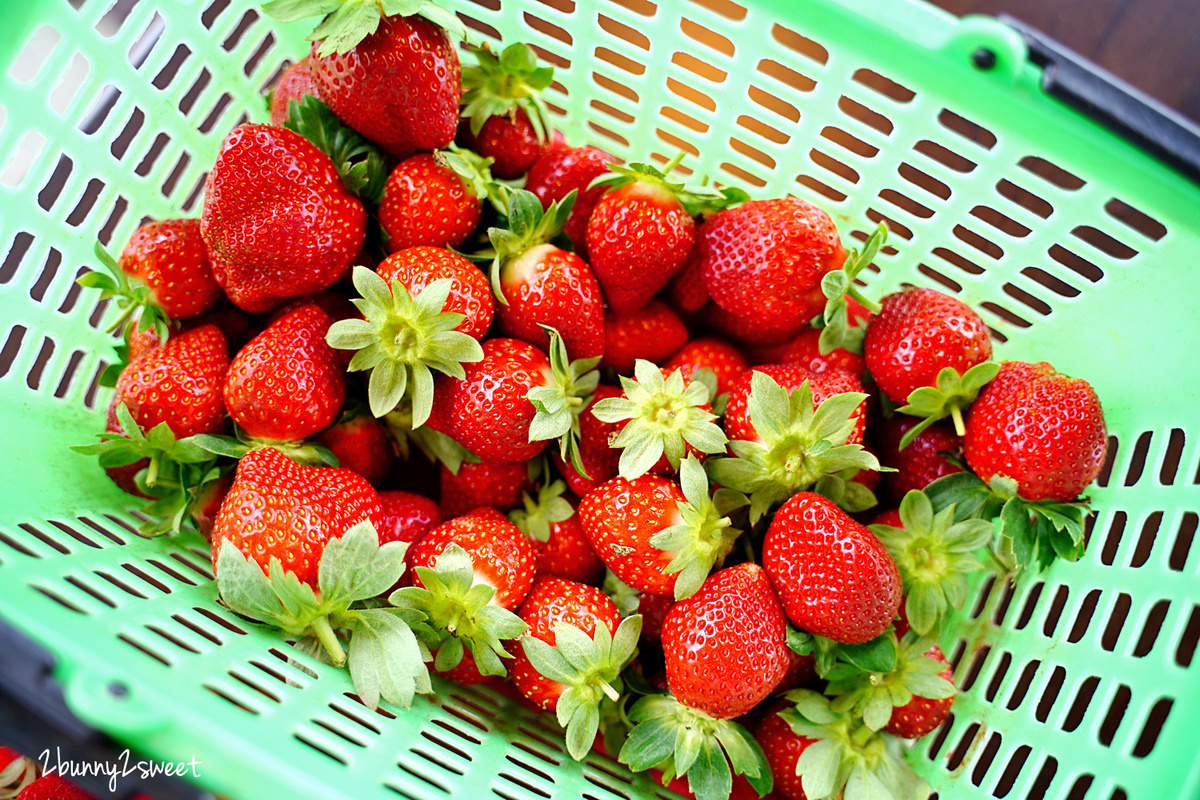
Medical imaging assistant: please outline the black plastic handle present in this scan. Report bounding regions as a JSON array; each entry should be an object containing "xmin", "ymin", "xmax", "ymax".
[
  {"xmin": 0, "ymin": 617, "xmax": 214, "ymax": 800},
  {"xmin": 999, "ymin": 14, "xmax": 1200, "ymax": 187}
]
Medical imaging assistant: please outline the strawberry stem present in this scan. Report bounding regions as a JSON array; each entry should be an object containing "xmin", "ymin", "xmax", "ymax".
[
  {"xmin": 950, "ymin": 404, "xmax": 966, "ymax": 437},
  {"xmin": 312, "ymin": 614, "xmax": 347, "ymax": 668}
]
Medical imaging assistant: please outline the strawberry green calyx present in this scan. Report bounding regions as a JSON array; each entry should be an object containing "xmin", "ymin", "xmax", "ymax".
[
  {"xmin": 587, "ymin": 157, "xmax": 735, "ymax": 217},
  {"xmin": 869, "ymin": 490, "xmax": 994, "ymax": 636},
  {"xmin": 788, "ymin": 625, "xmax": 899, "ymax": 681},
  {"xmin": 522, "ymin": 615, "xmax": 643, "ymax": 760},
  {"xmin": 707, "ymin": 373, "xmax": 882, "ymax": 523},
  {"xmin": 651, "ymin": 455, "xmax": 748, "ymax": 600},
  {"xmin": 896, "ymin": 362, "xmax": 1000, "ymax": 448},
  {"xmin": 262, "ymin": 0, "xmax": 467, "ymax": 57},
  {"xmin": 777, "ymin": 689, "xmax": 930, "ymax": 800},
  {"xmin": 390, "ymin": 544, "xmax": 527, "ymax": 677},
  {"xmin": 482, "ymin": 189, "xmax": 577, "ymax": 304},
  {"xmin": 217, "ymin": 522, "xmax": 433, "ymax": 710},
  {"xmin": 77, "ymin": 242, "xmax": 170, "ymax": 342},
  {"xmin": 284, "ymin": 95, "xmax": 388, "ymax": 204},
  {"xmin": 526, "ymin": 326, "xmax": 601, "ymax": 476},
  {"xmin": 190, "ymin": 424, "xmax": 339, "ymax": 467},
  {"xmin": 327, "ymin": 266, "xmax": 485, "ymax": 424},
  {"xmin": 73, "ymin": 403, "xmax": 227, "ymax": 536},
  {"xmin": 817, "ymin": 223, "xmax": 887, "ymax": 356},
  {"xmin": 924, "ymin": 471, "xmax": 1088, "ymax": 574},
  {"xmin": 824, "ymin": 631, "xmax": 955, "ymax": 732},
  {"xmin": 438, "ymin": 143, "xmax": 520, "ymax": 215},
  {"xmin": 592, "ymin": 360, "xmax": 728, "ymax": 481},
  {"xmin": 813, "ymin": 468, "xmax": 879, "ymax": 515},
  {"xmin": 509, "ymin": 478, "xmax": 574, "ymax": 544},
  {"xmin": 461, "ymin": 42, "xmax": 554, "ymax": 141},
  {"xmin": 619, "ymin": 694, "xmax": 772, "ymax": 800},
  {"xmin": 383, "ymin": 402, "xmax": 479, "ymax": 473}
]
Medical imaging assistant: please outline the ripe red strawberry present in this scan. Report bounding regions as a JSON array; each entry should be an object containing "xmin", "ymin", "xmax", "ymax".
[
  {"xmin": 408, "ymin": 507, "xmax": 537, "ymax": 611},
  {"xmin": 375, "ymin": 246, "xmax": 494, "ymax": 341},
  {"xmin": 118, "ymin": 218, "xmax": 221, "ymax": 321},
  {"xmin": 269, "ymin": 56, "xmax": 319, "ymax": 126},
  {"xmin": 585, "ymin": 162, "xmax": 706, "ymax": 315},
  {"xmin": 724, "ymin": 364, "xmax": 868, "ymax": 446},
  {"xmin": 306, "ymin": 13, "xmax": 462, "ymax": 159},
  {"xmin": 883, "ymin": 643, "xmax": 954, "ymax": 739},
  {"xmin": 200, "ymin": 123, "xmax": 366, "ymax": 312},
  {"xmin": 664, "ymin": 245, "xmax": 709, "ymax": 313},
  {"xmin": 511, "ymin": 576, "xmax": 622, "ymax": 711},
  {"xmin": 440, "ymin": 460, "xmax": 531, "ymax": 519},
  {"xmin": 458, "ymin": 42, "xmax": 555, "ymax": 179},
  {"xmin": 509, "ymin": 482, "xmax": 604, "ymax": 584},
  {"xmin": 699, "ymin": 198, "xmax": 846, "ymax": 331},
  {"xmin": 488, "ymin": 191, "xmax": 606, "ymax": 361},
  {"xmin": 578, "ymin": 474, "xmax": 682, "ymax": 597},
  {"xmin": 376, "ymin": 489, "xmax": 443, "ymax": 588},
  {"xmin": 377, "ymin": 153, "xmax": 482, "ymax": 252},
  {"xmin": 874, "ymin": 415, "xmax": 963, "ymax": 505},
  {"xmin": 108, "ymin": 323, "xmax": 230, "ymax": 439},
  {"xmin": 313, "ymin": 412, "xmax": 397, "ymax": 486},
  {"xmin": 864, "ymin": 286, "xmax": 992, "ymax": 406},
  {"xmin": 525, "ymin": 145, "xmax": 618, "ymax": 258},
  {"xmin": 601, "ymin": 299, "xmax": 688, "ymax": 374},
  {"xmin": 14, "ymin": 772, "xmax": 100, "ymax": 800},
  {"xmin": 763, "ymin": 492, "xmax": 901, "ymax": 644},
  {"xmin": 224, "ymin": 302, "xmax": 346, "ymax": 442},
  {"xmin": 779, "ymin": 327, "xmax": 865, "ymax": 378},
  {"xmin": 211, "ymin": 446, "xmax": 383, "ymax": 588},
  {"xmin": 755, "ymin": 705, "xmax": 819, "ymax": 800},
  {"xmin": 662, "ymin": 337, "xmax": 749, "ymax": 398},
  {"xmin": 553, "ymin": 382, "xmax": 623, "ymax": 496},
  {"xmin": 190, "ymin": 470, "xmax": 234, "ymax": 542},
  {"xmin": 661, "ymin": 563, "xmax": 790, "ymax": 719},
  {"xmin": 964, "ymin": 360, "xmax": 1107, "ymax": 502}
]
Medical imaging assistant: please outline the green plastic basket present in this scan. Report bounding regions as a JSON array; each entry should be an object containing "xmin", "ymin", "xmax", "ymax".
[{"xmin": 1, "ymin": 1, "xmax": 1198, "ymax": 799}]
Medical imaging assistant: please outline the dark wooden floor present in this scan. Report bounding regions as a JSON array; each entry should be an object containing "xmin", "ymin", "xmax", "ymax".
[{"xmin": 928, "ymin": 0, "xmax": 1200, "ymax": 123}]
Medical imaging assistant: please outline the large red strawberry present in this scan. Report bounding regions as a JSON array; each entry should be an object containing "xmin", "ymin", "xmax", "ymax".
[
  {"xmin": 525, "ymin": 145, "xmax": 618, "ymax": 258},
  {"xmin": 211, "ymin": 446, "xmax": 383, "ymax": 588},
  {"xmin": 661, "ymin": 563, "xmax": 790, "ymax": 718},
  {"xmin": 224, "ymin": 302, "xmax": 345, "ymax": 442},
  {"xmin": 699, "ymin": 197, "xmax": 846, "ymax": 331},
  {"xmin": 762, "ymin": 492, "xmax": 901, "ymax": 644},
  {"xmin": 964, "ymin": 360, "xmax": 1106, "ymax": 502},
  {"xmin": 864, "ymin": 286, "xmax": 993, "ymax": 407},
  {"xmin": 301, "ymin": 11, "xmax": 464, "ymax": 158},
  {"xmin": 108, "ymin": 323, "xmax": 230, "ymax": 440},
  {"xmin": 458, "ymin": 42, "xmax": 555, "ymax": 179},
  {"xmin": 585, "ymin": 161, "xmax": 728, "ymax": 315},
  {"xmin": 199, "ymin": 123, "xmax": 366, "ymax": 312}
]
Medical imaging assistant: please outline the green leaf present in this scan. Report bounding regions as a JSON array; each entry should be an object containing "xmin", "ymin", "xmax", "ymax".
[
  {"xmin": 838, "ymin": 632, "xmax": 897, "ymax": 674},
  {"xmin": 346, "ymin": 608, "xmax": 432, "ymax": 710},
  {"xmin": 215, "ymin": 541, "xmax": 286, "ymax": 625},
  {"xmin": 317, "ymin": 522, "xmax": 408, "ymax": 609}
]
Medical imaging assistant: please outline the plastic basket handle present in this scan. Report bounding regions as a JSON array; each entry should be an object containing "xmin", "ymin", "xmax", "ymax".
[
  {"xmin": 1000, "ymin": 14, "xmax": 1200, "ymax": 185},
  {"xmin": 0, "ymin": 618, "xmax": 214, "ymax": 800}
]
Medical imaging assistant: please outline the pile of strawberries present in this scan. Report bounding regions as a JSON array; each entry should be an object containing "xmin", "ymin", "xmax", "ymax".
[{"xmin": 73, "ymin": 3, "xmax": 1110, "ymax": 800}]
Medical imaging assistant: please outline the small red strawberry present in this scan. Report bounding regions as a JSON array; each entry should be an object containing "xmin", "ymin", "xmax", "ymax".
[
  {"xmin": 313, "ymin": 411, "xmax": 397, "ymax": 486},
  {"xmin": 964, "ymin": 360, "xmax": 1107, "ymax": 503},
  {"xmin": 298, "ymin": 9, "xmax": 465, "ymax": 158},
  {"xmin": 779, "ymin": 327, "xmax": 865, "ymax": 378},
  {"xmin": 699, "ymin": 197, "xmax": 846, "ymax": 331},
  {"xmin": 601, "ymin": 299, "xmax": 688, "ymax": 375},
  {"xmin": 525, "ymin": 145, "xmax": 618, "ymax": 258},
  {"xmin": 874, "ymin": 415, "xmax": 963, "ymax": 505},
  {"xmin": 585, "ymin": 161, "xmax": 731, "ymax": 316},
  {"xmin": 269, "ymin": 56, "xmax": 319, "ymax": 126},
  {"xmin": 884, "ymin": 642, "xmax": 954, "ymax": 738},
  {"xmin": 200, "ymin": 122, "xmax": 367, "ymax": 312},
  {"xmin": 724, "ymin": 364, "xmax": 868, "ymax": 446},
  {"xmin": 578, "ymin": 456, "xmax": 744, "ymax": 599},
  {"xmin": 376, "ymin": 246, "xmax": 495, "ymax": 341},
  {"xmin": 487, "ymin": 190, "xmax": 606, "ymax": 361},
  {"xmin": 762, "ymin": 492, "xmax": 901, "ymax": 644},
  {"xmin": 224, "ymin": 302, "xmax": 346, "ymax": 442},
  {"xmin": 211, "ymin": 446, "xmax": 383, "ymax": 588},
  {"xmin": 509, "ymin": 480, "xmax": 605, "ymax": 584},
  {"xmin": 458, "ymin": 42, "xmax": 555, "ymax": 179},
  {"xmin": 662, "ymin": 336, "xmax": 749, "ymax": 399},
  {"xmin": 755, "ymin": 704, "xmax": 819, "ymax": 800},
  {"xmin": 865, "ymin": 286, "xmax": 992, "ymax": 406},
  {"xmin": 118, "ymin": 218, "xmax": 221, "ymax": 320},
  {"xmin": 552, "ymin": 382, "xmax": 623, "ymax": 497},
  {"xmin": 377, "ymin": 152, "xmax": 483, "ymax": 252},
  {"xmin": 440, "ymin": 459, "xmax": 531, "ymax": 519},
  {"xmin": 377, "ymin": 489, "xmax": 443, "ymax": 588},
  {"xmin": 661, "ymin": 562, "xmax": 791, "ymax": 718},
  {"xmin": 510, "ymin": 576, "xmax": 639, "ymax": 758}
]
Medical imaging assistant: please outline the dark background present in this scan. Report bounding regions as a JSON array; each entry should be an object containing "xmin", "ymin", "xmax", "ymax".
[{"xmin": 928, "ymin": 0, "xmax": 1200, "ymax": 123}]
